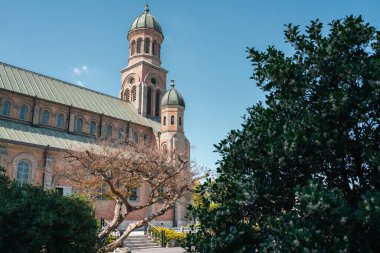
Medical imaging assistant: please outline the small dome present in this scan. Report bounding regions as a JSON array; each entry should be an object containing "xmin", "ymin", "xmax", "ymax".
[
  {"xmin": 130, "ymin": 4, "xmax": 162, "ymax": 34},
  {"xmin": 161, "ymin": 80, "xmax": 185, "ymax": 108}
]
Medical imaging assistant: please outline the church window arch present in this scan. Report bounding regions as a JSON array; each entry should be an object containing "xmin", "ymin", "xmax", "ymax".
[
  {"xmin": 56, "ymin": 113, "xmax": 64, "ymax": 128},
  {"xmin": 131, "ymin": 86, "xmax": 137, "ymax": 102},
  {"xmin": 1, "ymin": 101, "xmax": 11, "ymax": 116},
  {"xmin": 133, "ymin": 131, "xmax": 139, "ymax": 144},
  {"xmin": 145, "ymin": 38, "xmax": 150, "ymax": 53},
  {"xmin": 75, "ymin": 117, "xmax": 83, "ymax": 133},
  {"xmin": 17, "ymin": 160, "xmax": 30, "ymax": 185},
  {"xmin": 179, "ymin": 116, "xmax": 182, "ymax": 126},
  {"xmin": 137, "ymin": 38, "xmax": 142, "ymax": 53},
  {"xmin": 41, "ymin": 110, "xmax": 50, "ymax": 125},
  {"xmin": 155, "ymin": 90, "xmax": 161, "ymax": 116},
  {"xmin": 163, "ymin": 116, "xmax": 166, "ymax": 126},
  {"xmin": 106, "ymin": 125, "xmax": 113, "ymax": 138},
  {"xmin": 143, "ymin": 134, "xmax": 150, "ymax": 145},
  {"xmin": 124, "ymin": 89, "xmax": 130, "ymax": 102},
  {"xmin": 146, "ymin": 86, "xmax": 152, "ymax": 115},
  {"xmin": 171, "ymin": 115, "xmax": 175, "ymax": 125},
  {"xmin": 89, "ymin": 121, "xmax": 97, "ymax": 135},
  {"xmin": 131, "ymin": 40, "xmax": 136, "ymax": 55},
  {"xmin": 19, "ymin": 105, "xmax": 28, "ymax": 120},
  {"xmin": 152, "ymin": 40, "xmax": 157, "ymax": 55},
  {"xmin": 118, "ymin": 128, "xmax": 124, "ymax": 141}
]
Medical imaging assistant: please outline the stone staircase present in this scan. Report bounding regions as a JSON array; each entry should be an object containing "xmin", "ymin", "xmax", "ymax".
[{"xmin": 124, "ymin": 233, "xmax": 160, "ymax": 250}]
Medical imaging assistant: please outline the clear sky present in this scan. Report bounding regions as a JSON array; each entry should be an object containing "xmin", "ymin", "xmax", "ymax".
[{"xmin": 1, "ymin": 0, "xmax": 379, "ymax": 171}]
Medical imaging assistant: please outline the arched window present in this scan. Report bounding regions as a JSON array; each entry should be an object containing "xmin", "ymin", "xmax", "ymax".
[
  {"xmin": 75, "ymin": 118, "xmax": 83, "ymax": 133},
  {"xmin": 118, "ymin": 128, "xmax": 124, "ymax": 141},
  {"xmin": 143, "ymin": 134, "xmax": 150, "ymax": 145},
  {"xmin": 133, "ymin": 131, "xmax": 139, "ymax": 144},
  {"xmin": 152, "ymin": 40, "xmax": 157, "ymax": 55},
  {"xmin": 162, "ymin": 143, "xmax": 167, "ymax": 153},
  {"xmin": 155, "ymin": 90, "xmax": 160, "ymax": 116},
  {"xmin": 124, "ymin": 89, "xmax": 130, "ymax": 102},
  {"xmin": 137, "ymin": 38, "xmax": 142, "ymax": 53},
  {"xmin": 179, "ymin": 116, "xmax": 182, "ymax": 126},
  {"xmin": 145, "ymin": 38, "xmax": 150, "ymax": 53},
  {"xmin": 17, "ymin": 160, "xmax": 30, "ymax": 185},
  {"xmin": 56, "ymin": 114, "xmax": 64, "ymax": 128},
  {"xmin": 163, "ymin": 116, "xmax": 166, "ymax": 126},
  {"xmin": 106, "ymin": 125, "xmax": 113, "ymax": 138},
  {"xmin": 19, "ymin": 105, "xmax": 28, "ymax": 120},
  {"xmin": 89, "ymin": 121, "xmax": 97, "ymax": 135},
  {"xmin": 41, "ymin": 110, "xmax": 50, "ymax": 125},
  {"xmin": 146, "ymin": 86, "xmax": 152, "ymax": 115},
  {"xmin": 131, "ymin": 40, "xmax": 136, "ymax": 55},
  {"xmin": 131, "ymin": 86, "xmax": 137, "ymax": 102},
  {"xmin": 1, "ymin": 101, "xmax": 11, "ymax": 116},
  {"xmin": 171, "ymin": 115, "xmax": 175, "ymax": 125}
]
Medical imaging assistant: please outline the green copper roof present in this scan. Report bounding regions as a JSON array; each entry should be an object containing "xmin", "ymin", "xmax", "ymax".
[
  {"xmin": 0, "ymin": 120, "xmax": 95, "ymax": 150},
  {"xmin": 0, "ymin": 62, "xmax": 161, "ymax": 132},
  {"xmin": 130, "ymin": 4, "xmax": 162, "ymax": 34},
  {"xmin": 161, "ymin": 80, "xmax": 185, "ymax": 108}
]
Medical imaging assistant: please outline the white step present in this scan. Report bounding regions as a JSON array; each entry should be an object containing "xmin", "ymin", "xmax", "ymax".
[{"xmin": 124, "ymin": 235, "xmax": 161, "ymax": 250}]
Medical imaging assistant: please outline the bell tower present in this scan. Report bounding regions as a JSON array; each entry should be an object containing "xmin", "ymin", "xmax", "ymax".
[
  {"xmin": 161, "ymin": 80, "xmax": 185, "ymax": 134},
  {"xmin": 119, "ymin": 4, "xmax": 167, "ymax": 118}
]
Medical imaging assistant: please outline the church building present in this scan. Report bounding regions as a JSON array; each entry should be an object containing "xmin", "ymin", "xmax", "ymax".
[{"xmin": 0, "ymin": 4, "xmax": 190, "ymax": 227}]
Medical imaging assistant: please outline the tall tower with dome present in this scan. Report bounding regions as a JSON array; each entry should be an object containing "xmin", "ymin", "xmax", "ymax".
[
  {"xmin": 119, "ymin": 3, "xmax": 167, "ymax": 118},
  {"xmin": 120, "ymin": 4, "xmax": 190, "ymax": 226}
]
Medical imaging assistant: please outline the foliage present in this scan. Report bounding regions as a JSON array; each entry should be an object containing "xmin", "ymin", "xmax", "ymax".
[
  {"xmin": 148, "ymin": 225, "xmax": 186, "ymax": 247},
  {"xmin": 0, "ymin": 167, "xmax": 98, "ymax": 253},
  {"xmin": 158, "ymin": 227, "xmax": 186, "ymax": 244},
  {"xmin": 261, "ymin": 182, "xmax": 380, "ymax": 252},
  {"xmin": 185, "ymin": 16, "xmax": 380, "ymax": 253}
]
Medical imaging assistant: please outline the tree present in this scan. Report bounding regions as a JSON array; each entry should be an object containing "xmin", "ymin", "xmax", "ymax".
[
  {"xmin": 56, "ymin": 140, "xmax": 200, "ymax": 252},
  {"xmin": 185, "ymin": 16, "xmax": 380, "ymax": 252},
  {"xmin": 0, "ymin": 167, "xmax": 98, "ymax": 253}
]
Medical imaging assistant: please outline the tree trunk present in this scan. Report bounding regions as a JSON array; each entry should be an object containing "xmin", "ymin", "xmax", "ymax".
[{"xmin": 98, "ymin": 199, "xmax": 125, "ymax": 239}]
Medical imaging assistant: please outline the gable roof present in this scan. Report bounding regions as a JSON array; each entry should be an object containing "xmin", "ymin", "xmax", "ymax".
[{"xmin": 0, "ymin": 62, "xmax": 161, "ymax": 132}]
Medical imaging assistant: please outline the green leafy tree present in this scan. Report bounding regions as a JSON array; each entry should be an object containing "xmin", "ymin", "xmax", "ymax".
[
  {"xmin": 0, "ymin": 167, "xmax": 98, "ymax": 253},
  {"xmin": 185, "ymin": 16, "xmax": 380, "ymax": 253}
]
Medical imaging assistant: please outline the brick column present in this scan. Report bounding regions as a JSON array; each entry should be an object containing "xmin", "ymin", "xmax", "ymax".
[
  {"xmin": 69, "ymin": 113, "xmax": 75, "ymax": 132},
  {"xmin": 33, "ymin": 105, "xmax": 40, "ymax": 125},
  {"xmin": 43, "ymin": 157, "xmax": 54, "ymax": 190},
  {"xmin": 0, "ymin": 146, "xmax": 7, "ymax": 169}
]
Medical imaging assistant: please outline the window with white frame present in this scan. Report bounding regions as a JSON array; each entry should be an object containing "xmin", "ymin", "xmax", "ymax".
[
  {"xmin": 56, "ymin": 186, "xmax": 73, "ymax": 196},
  {"xmin": 16, "ymin": 160, "xmax": 30, "ymax": 185}
]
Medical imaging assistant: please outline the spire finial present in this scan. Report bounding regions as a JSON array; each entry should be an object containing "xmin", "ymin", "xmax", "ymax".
[
  {"xmin": 144, "ymin": 1, "xmax": 149, "ymax": 13},
  {"xmin": 170, "ymin": 80, "xmax": 175, "ymax": 88}
]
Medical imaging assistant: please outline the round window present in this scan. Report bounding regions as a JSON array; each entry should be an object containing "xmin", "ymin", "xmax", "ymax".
[
  {"xmin": 129, "ymin": 78, "xmax": 135, "ymax": 84},
  {"xmin": 151, "ymin": 78, "xmax": 157, "ymax": 85}
]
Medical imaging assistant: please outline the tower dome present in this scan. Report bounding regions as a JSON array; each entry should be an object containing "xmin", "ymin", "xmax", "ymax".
[
  {"xmin": 161, "ymin": 80, "xmax": 185, "ymax": 108},
  {"xmin": 130, "ymin": 4, "xmax": 162, "ymax": 34}
]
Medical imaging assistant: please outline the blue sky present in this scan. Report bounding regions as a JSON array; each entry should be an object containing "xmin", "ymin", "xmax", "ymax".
[{"xmin": 1, "ymin": 0, "xmax": 379, "ymax": 171}]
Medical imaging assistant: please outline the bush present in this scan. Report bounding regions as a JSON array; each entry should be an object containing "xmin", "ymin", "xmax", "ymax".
[
  {"xmin": 0, "ymin": 167, "xmax": 98, "ymax": 253},
  {"xmin": 154, "ymin": 227, "xmax": 186, "ymax": 246}
]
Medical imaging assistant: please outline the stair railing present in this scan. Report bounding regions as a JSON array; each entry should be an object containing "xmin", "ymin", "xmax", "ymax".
[{"xmin": 147, "ymin": 222, "xmax": 165, "ymax": 247}]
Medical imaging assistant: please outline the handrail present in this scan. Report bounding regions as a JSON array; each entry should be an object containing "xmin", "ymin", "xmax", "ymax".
[
  {"xmin": 147, "ymin": 222, "xmax": 165, "ymax": 247},
  {"xmin": 147, "ymin": 222, "xmax": 158, "ymax": 231}
]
